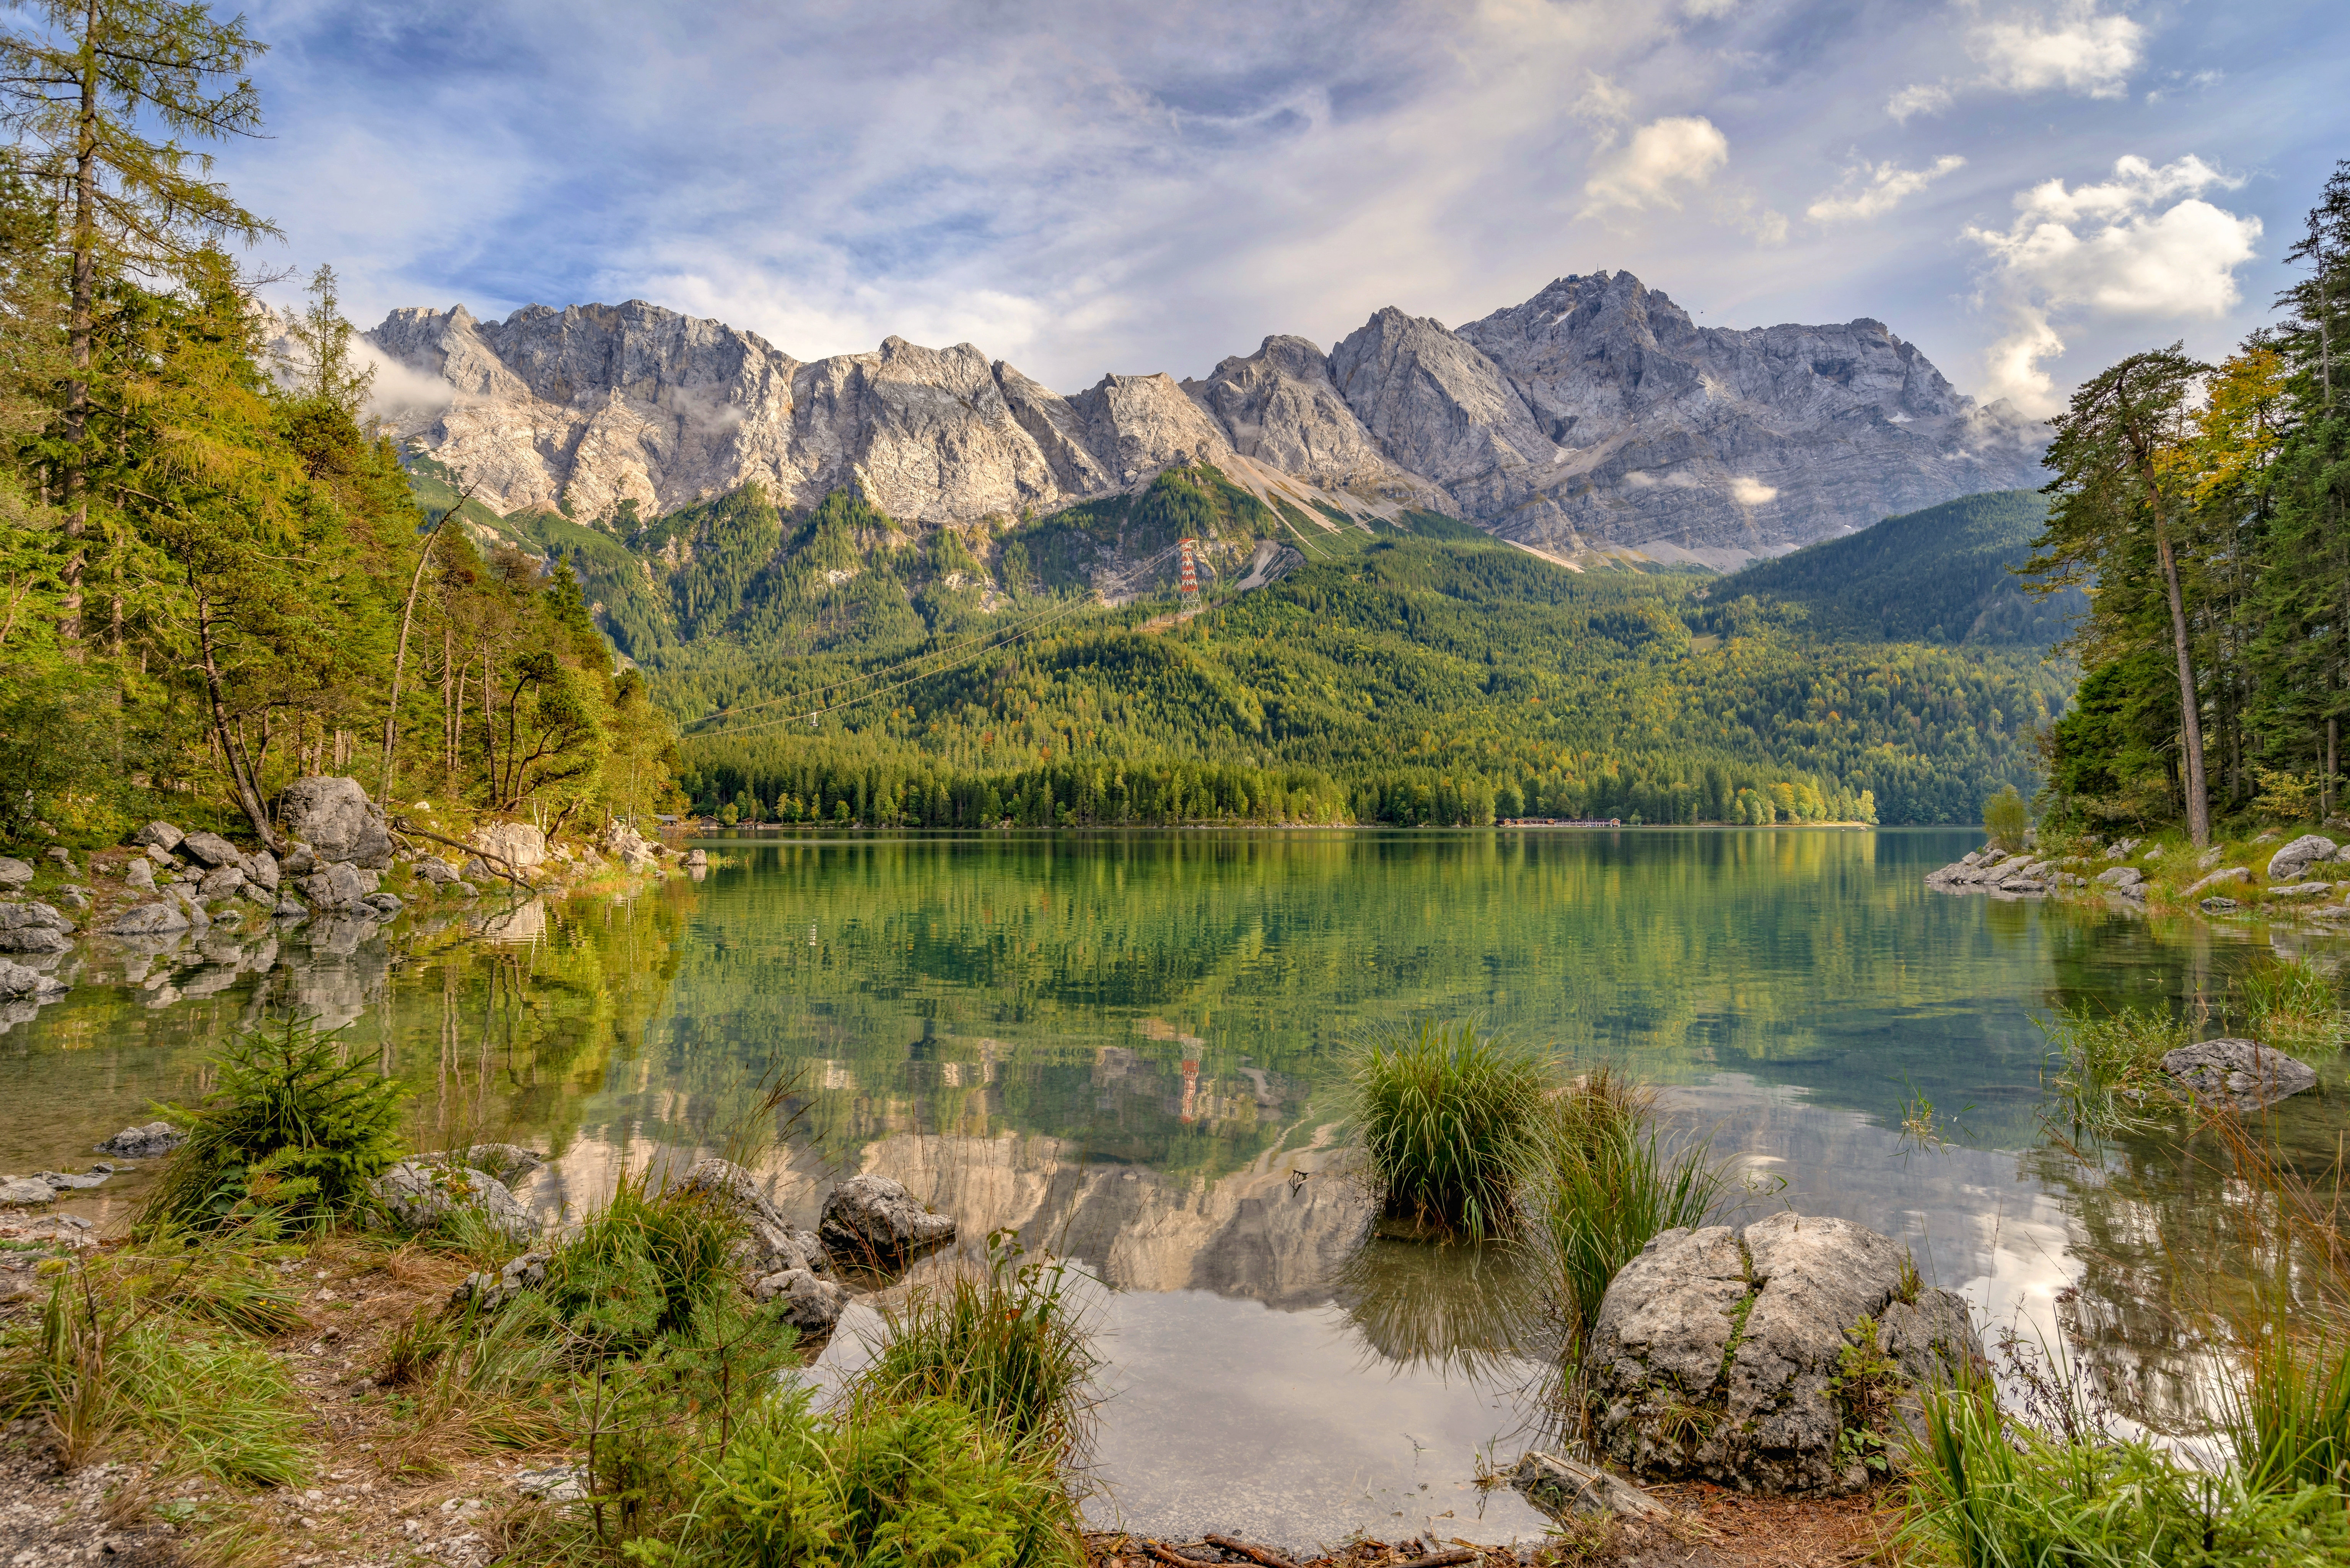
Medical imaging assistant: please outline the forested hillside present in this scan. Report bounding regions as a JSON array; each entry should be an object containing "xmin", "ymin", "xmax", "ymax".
[
  {"xmin": 2029, "ymin": 162, "xmax": 2350, "ymax": 841},
  {"xmin": 648, "ymin": 487, "xmax": 2065, "ymax": 828},
  {"xmin": 1728, "ymin": 490, "xmax": 2082, "ymax": 646}
]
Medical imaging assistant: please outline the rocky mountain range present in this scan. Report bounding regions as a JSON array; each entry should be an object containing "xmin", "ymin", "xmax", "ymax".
[{"xmin": 366, "ymin": 270, "xmax": 2044, "ymax": 569}]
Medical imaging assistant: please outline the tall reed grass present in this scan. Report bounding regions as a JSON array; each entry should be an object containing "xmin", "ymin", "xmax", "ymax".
[
  {"xmin": 2236, "ymin": 955, "xmax": 2349, "ymax": 1057},
  {"xmin": 2036, "ymin": 1001, "xmax": 2190, "ymax": 1140},
  {"xmin": 1350, "ymin": 1020, "xmax": 1550, "ymax": 1242},
  {"xmin": 1537, "ymin": 1067, "xmax": 1731, "ymax": 1363}
]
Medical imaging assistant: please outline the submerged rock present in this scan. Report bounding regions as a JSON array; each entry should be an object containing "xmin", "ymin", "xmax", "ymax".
[
  {"xmin": 0, "ymin": 960, "xmax": 66, "ymax": 1002},
  {"xmin": 1510, "ymin": 1451, "xmax": 1668, "ymax": 1522},
  {"xmin": 2159, "ymin": 1039, "xmax": 2317, "ymax": 1111},
  {"xmin": 818, "ymin": 1173, "xmax": 956, "ymax": 1270},
  {"xmin": 1585, "ymin": 1212, "xmax": 1975, "ymax": 1495},
  {"xmin": 96, "ymin": 1121, "xmax": 184, "ymax": 1159},
  {"xmin": 372, "ymin": 1160, "xmax": 535, "ymax": 1243}
]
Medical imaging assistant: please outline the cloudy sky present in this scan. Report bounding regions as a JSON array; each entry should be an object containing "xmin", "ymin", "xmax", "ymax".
[{"xmin": 228, "ymin": 0, "xmax": 2344, "ymax": 415}]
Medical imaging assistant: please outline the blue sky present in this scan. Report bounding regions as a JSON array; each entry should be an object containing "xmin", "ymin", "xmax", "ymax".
[{"xmin": 228, "ymin": 0, "xmax": 2347, "ymax": 414}]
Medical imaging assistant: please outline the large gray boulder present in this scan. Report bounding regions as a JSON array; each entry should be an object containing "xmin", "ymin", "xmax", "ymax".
[
  {"xmin": 1585, "ymin": 1213, "xmax": 1975, "ymax": 1495},
  {"xmin": 2268, "ymin": 835, "xmax": 2339, "ymax": 883},
  {"xmin": 469, "ymin": 821, "xmax": 547, "ymax": 871},
  {"xmin": 818, "ymin": 1173, "xmax": 956, "ymax": 1269},
  {"xmin": 2160, "ymin": 1039, "xmax": 2318, "ymax": 1111},
  {"xmin": 298, "ymin": 862, "xmax": 374, "ymax": 912},
  {"xmin": 177, "ymin": 830, "xmax": 241, "ymax": 869},
  {"xmin": 0, "ymin": 902, "xmax": 72, "ymax": 954},
  {"xmin": 106, "ymin": 901, "xmax": 190, "ymax": 936},
  {"xmin": 278, "ymin": 776, "xmax": 392, "ymax": 869},
  {"xmin": 674, "ymin": 1157, "xmax": 826, "ymax": 1275},
  {"xmin": 372, "ymin": 1160, "xmax": 534, "ymax": 1243}
]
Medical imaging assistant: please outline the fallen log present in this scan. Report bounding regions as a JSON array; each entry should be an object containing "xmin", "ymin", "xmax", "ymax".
[{"xmin": 1204, "ymin": 1535, "xmax": 1301, "ymax": 1568}]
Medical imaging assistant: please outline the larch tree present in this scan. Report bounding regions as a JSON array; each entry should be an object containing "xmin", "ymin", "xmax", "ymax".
[{"xmin": 0, "ymin": 0, "xmax": 273, "ymax": 651}]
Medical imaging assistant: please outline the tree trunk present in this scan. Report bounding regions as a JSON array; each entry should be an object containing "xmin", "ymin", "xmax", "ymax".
[
  {"xmin": 380, "ymin": 509, "xmax": 453, "ymax": 802},
  {"xmin": 194, "ymin": 587, "xmax": 283, "ymax": 851},
  {"xmin": 2151, "ymin": 523, "xmax": 2212, "ymax": 846}
]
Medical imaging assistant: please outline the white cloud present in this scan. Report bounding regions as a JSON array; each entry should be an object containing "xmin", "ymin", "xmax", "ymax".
[
  {"xmin": 1973, "ymin": 4, "xmax": 2143, "ymax": 99},
  {"xmin": 1965, "ymin": 155, "xmax": 2262, "ymax": 412},
  {"xmin": 1730, "ymin": 476, "xmax": 1777, "ymax": 505},
  {"xmin": 1885, "ymin": 83, "xmax": 1952, "ymax": 122},
  {"xmin": 1808, "ymin": 155, "xmax": 1966, "ymax": 223},
  {"xmin": 1581, "ymin": 116, "xmax": 1730, "ymax": 216}
]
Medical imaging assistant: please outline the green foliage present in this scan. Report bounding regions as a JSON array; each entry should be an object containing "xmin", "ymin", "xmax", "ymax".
[
  {"xmin": 1984, "ymin": 785, "xmax": 2031, "ymax": 852},
  {"xmin": 2034, "ymin": 1002, "xmax": 2188, "ymax": 1141},
  {"xmin": 2234, "ymin": 956, "xmax": 2349, "ymax": 1056},
  {"xmin": 857, "ymin": 1231, "xmax": 1099, "ymax": 1454},
  {"xmin": 541, "ymin": 1169, "xmax": 748, "ymax": 1351},
  {"xmin": 1905, "ymin": 1369, "xmax": 2350, "ymax": 1567},
  {"xmin": 2232, "ymin": 1331, "xmax": 2350, "ymax": 1498},
  {"xmin": 1728, "ymin": 490, "xmax": 2080, "ymax": 646},
  {"xmin": 141, "ymin": 1015, "xmax": 408, "ymax": 1232},
  {"xmin": 665, "ymin": 1391, "xmax": 1084, "ymax": 1568},
  {"xmin": 1538, "ymin": 1067, "xmax": 1730, "ymax": 1361},
  {"xmin": 1350, "ymin": 1021, "xmax": 1550, "ymax": 1242}
]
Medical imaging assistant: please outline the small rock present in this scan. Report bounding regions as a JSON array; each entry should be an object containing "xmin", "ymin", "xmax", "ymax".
[
  {"xmin": 2181, "ymin": 866, "xmax": 2249, "ymax": 900},
  {"xmin": 0, "ymin": 959, "xmax": 67, "ymax": 1002},
  {"xmin": 674, "ymin": 1157, "xmax": 827, "ymax": 1275},
  {"xmin": 2269, "ymin": 882, "xmax": 2333, "ymax": 900},
  {"xmin": 0, "ymin": 901, "xmax": 73, "ymax": 953},
  {"xmin": 34, "ymin": 1169, "xmax": 107, "ymax": 1191},
  {"xmin": 273, "ymin": 898, "xmax": 308, "ymax": 919},
  {"xmin": 428, "ymin": 1143, "xmax": 544, "ymax": 1184},
  {"xmin": 2094, "ymin": 866, "xmax": 2143, "ymax": 889},
  {"xmin": 107, "ymin": 901, "xmax": 190, "ymax": 936},
  {"xmin": 2201, "ymin": 896, "xmax": 2240, "ymax": 913},
  {"xmin": 751, "ymin": 1267, "xmax": 850, "ymax": 1331},
  {"xmin": 371, "ymin": 1160, "xmax": 535, "ymax": 1243},
  {"xmin": 198, "ymin": 865, "xmax": 246, "ymax": 899},
  {"xmin": 513, "ymin": 1465, "xmax": 586, "ymax": 1504},
  {"xmin": 53, "ymin": 885, "xmax": 90, "ymax": 911},
  {"xmin": 2160, "ymin": 1039, "xmax": 2318, "ymax": 1111},
  {"xmin": 177, "ymin": 831, "xmax": 241, "ymax": 869},
  {"xmin": 452, "ymin": 1249, "xmax": 551, "ymax": 1311},
  {"xmin": 123, "ymin": 858, "xmax": 155, "ymax": 892},
  {"xmin": 96, "ymin": 1122, "xmax": 184, "ymax": 1159},
  {"xmin": 449, "ymin": 881, "xmax": 479, "ymax": 898},
  {"xmin": 365, "ymin": 891, "xmax": 402, "ymax": 916},
  {"xmin": 132, "ymin": 821, "xmax": 184, "ymax": 852},
  {"xmin": 0, "ymin": 1177, "xmax": 53, "ymax": 1205},
  {"xmin": 818, "ymin": 1173, "xmax": 956, "ymax": 1270},
  {"xmin": 415, "ymin": 858, "xmax": 461, "ymax": 886}
]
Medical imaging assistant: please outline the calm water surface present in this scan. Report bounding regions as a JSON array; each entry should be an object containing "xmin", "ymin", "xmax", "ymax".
[{"xmin": 5, "ymin": 828, "xmax": 2342, "ymax": 1544}]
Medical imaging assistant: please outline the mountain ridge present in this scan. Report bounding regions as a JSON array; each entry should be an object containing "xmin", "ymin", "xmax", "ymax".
[{"xmin": 365, "ymin": 271, "xmax": 2046, "ymax": 569}]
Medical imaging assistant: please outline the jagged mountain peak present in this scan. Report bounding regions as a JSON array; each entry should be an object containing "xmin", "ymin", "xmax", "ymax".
[{"xmin": 366, "ymin": 273, "xmax": 2045, "ymax": 567}]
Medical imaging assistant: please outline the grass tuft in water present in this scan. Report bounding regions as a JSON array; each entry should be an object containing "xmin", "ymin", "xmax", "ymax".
[
  {"xmin": 2036, "ymin": 1001, "xmax": 2190, "ymax": 1141},
  {"xmin": 1537, "ymin": 1067, "xmax": 1732, "ymax": 1365},
  {"xmin": 1349, "ymin": 1020, "xmax": 1550, "ymax": 1243},
  {"xmin": 855, "ymin": 1229, "xmax": 1099, "ymax": 1457},
  {"xmin": 2235, "ymin": 955, "xmax": 2349, "ymax": 1057}
]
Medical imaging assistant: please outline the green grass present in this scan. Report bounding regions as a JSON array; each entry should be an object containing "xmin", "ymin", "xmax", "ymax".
[
  {"xmin": 2236, "ymin": 956, "xmax": 2349, "ymax": 1056},
  {"xmin": 855, "ymin": 1231, "xmax": 1099, "ymax": 1456},
  {"xmin": 1905, "ymin": 1367, "xmax": 2350, "ymax": 1566},
  {"xmin": 2036, "ymin": 1001, "xmax": 2190, "ymax": 1141},
  {"xmin": 2233, "ymin": 1330, "xmax": 2350, "ymax": 1497},
  {"xmin": 1350, "ymin": 1020, "xmax": 1552, "ymax": 1243},
  {"xmin": 1537, "ymin": 1067, "xmax": 1732, "ymax": 1364}
]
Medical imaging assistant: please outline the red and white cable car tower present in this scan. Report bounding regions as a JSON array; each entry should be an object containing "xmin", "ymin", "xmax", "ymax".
[{"xmin": 1178, "ymin": 537, "xmax": 1199, "ymax": 605}]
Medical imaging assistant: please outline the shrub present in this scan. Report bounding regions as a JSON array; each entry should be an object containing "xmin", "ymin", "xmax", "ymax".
[
  {"xmin": 1536, "ymin": 1067, "xmax": 1729, "ymax": 1363},
  {"xmin": 140, "ymin": 1015, "xmax": 407, "ymax": 1233},
  {"xmin": 673, "ymin": 1391, "xmax": 1084, "ymax": 1568},
  {"xmin": 541, "ymin": 1168, "xmax": 747, "ymax": 1352},
  {"xmin": 856, "ymin": 1230, "xmax": 1098, "ymax": 1456},
  {"xmin": 1984, "ymin": 785, "xmax": 2030, "ymax": 852},
  {"xmin": 1350, "ymin": 1021, "xmax": 1550, "ymax": 1242}
]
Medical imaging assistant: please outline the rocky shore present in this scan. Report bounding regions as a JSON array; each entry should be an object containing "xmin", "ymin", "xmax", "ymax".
[
  {"xmin": 0, "ymin": 777, "xmax": 705, "ymax": 1038},
  {"xmin": 1925, "ymin": 830, "xmax": 2350, "ymax": 922}
]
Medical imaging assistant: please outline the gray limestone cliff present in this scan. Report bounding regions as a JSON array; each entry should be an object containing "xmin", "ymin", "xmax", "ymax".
[{"xmin": 369, "ymin": 270, "xmax": 2043, "ymax": 564}]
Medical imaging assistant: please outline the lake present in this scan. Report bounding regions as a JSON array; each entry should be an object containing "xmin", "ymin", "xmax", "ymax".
[{"xmin": 6, "ymin": 827, "xmax": 2342, "ymax": 1545}]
